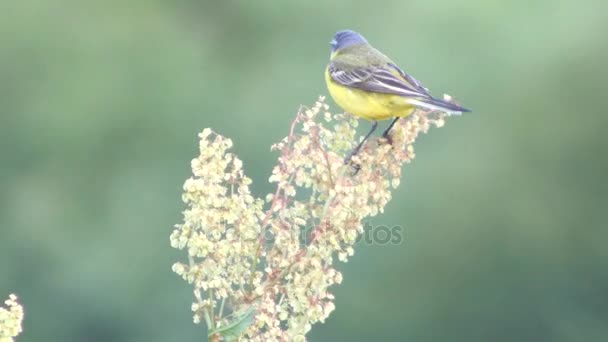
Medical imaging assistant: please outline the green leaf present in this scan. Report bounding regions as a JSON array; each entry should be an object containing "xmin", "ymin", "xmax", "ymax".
[{"xmin": 209, "ymin": 306, "xmax": 256, "ymax": 341}]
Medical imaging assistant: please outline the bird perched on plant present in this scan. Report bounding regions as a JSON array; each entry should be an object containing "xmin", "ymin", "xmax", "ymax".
[{"xmin": 324, "ymin": 29, "xmax": 470, "ymax": 162}]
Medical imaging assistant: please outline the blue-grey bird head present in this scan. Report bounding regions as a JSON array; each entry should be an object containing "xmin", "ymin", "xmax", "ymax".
[{"xmin": 330, "ymin": 30, "xmax": 368, "ymax": 53}]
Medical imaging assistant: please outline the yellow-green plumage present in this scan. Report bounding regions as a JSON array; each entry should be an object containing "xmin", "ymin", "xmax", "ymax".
[
  {"xmin": 325, "ymin": 45, "xmax": 417, "ymax": 121},
  {"xmin": 324, "ymin": 67, "xmax": 415, "ymax": 121}
]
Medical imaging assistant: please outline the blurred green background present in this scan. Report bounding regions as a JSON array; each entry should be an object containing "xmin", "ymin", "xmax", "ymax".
[{"xmin": 2, "ymin": 0, "xmax": 607, "ymax": 341}]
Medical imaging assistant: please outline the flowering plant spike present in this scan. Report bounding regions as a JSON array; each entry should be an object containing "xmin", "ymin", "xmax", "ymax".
[
  {"xmin": 0, "ymin": 294, "xmax": 24, "ymax": 342},
  {"xmin": 170, "ymin": 96, "xmax": 450, "ymax": 341}
]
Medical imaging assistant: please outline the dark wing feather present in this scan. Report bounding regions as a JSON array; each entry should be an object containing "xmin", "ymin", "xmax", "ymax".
[
  {"xmin": 328, "ymin": 62, "xmax": 430, "ymax": 98},
  {"xmin": 387, "ymin": 63, "xmax": 430, "ymax": 96}
]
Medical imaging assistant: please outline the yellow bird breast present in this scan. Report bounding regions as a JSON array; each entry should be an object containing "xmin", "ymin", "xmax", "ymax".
[{"xmin": 324, "ymin": 67, "xmax": 415, "ymax": 121}]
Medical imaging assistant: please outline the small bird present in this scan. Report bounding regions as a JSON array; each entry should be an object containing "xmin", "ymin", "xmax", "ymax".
[{"xmin": 325, "ymin": 30, "xmax": 470, "ymax": 162}]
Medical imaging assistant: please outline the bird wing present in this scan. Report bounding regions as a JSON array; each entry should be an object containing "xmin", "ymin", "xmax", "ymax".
[{"xmin": 328, "ymin": 61, "xmax": 430, "ymax": 98}]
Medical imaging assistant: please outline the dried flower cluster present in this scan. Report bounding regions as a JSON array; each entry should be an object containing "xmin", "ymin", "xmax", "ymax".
[
  {"xmin": 0, "ymin": 294, "xmax": 24, "ymax": 342},
  {"xmin": 170, "ymin": 96, "xmax": 449, "ymax": 341}
]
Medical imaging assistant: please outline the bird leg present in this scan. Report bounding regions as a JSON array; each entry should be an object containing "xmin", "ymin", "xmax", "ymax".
[
  {"xmin": 344, "ymin": 120, "xmax": 378, "ymax": 164},
  {"xmin": 382, "ymin": 117, "xmax": 400, "ymax": 145}
]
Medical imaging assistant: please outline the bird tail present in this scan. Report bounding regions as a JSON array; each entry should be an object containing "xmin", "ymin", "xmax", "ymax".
[{"xmin": 407, "ymin": 96, "xmax": 471, "ymax": 115}]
